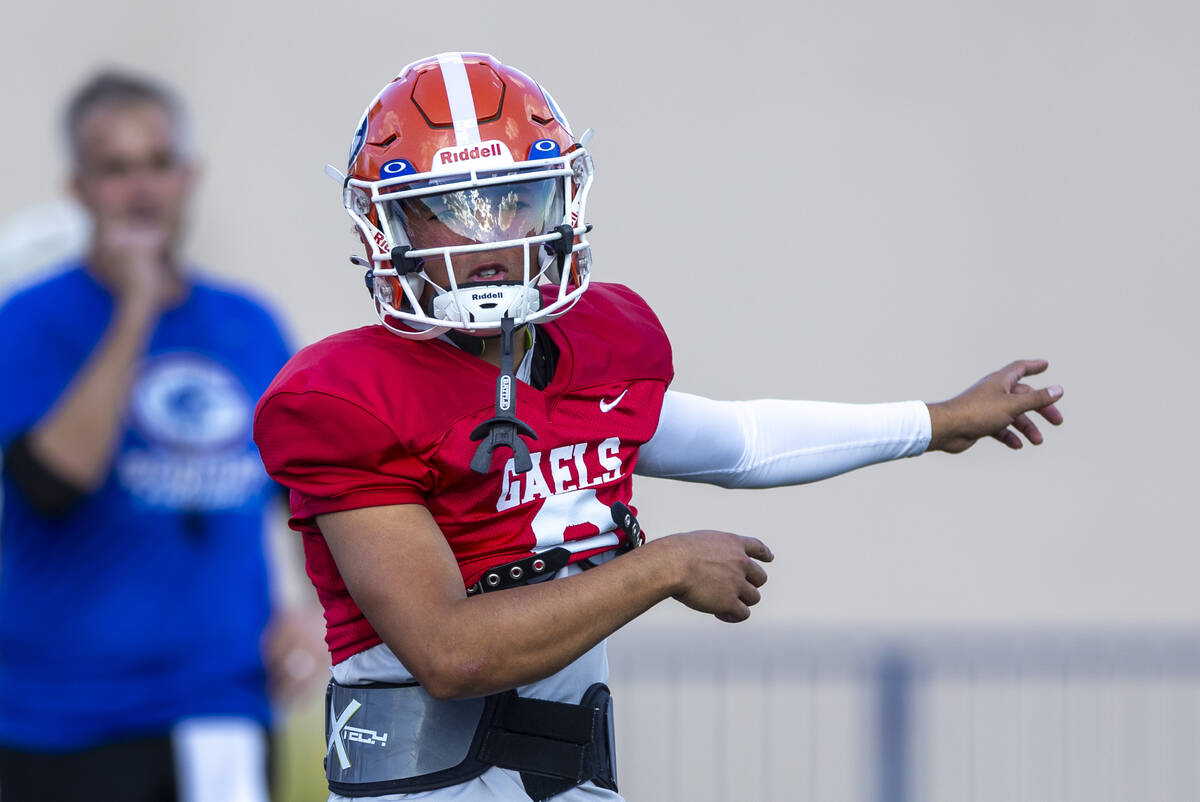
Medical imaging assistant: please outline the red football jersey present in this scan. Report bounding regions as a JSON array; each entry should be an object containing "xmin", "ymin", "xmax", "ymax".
[{"xmin": 254, "ymin": 283, "xmax": 674, "ymax": 663}]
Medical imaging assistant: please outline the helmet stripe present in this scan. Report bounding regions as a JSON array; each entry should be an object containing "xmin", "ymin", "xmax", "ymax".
[{"xmin": 436, "ymin": 52, "xmax": 482, "ymax": 146}]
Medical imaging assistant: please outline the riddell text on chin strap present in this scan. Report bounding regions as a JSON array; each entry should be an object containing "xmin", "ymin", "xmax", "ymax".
[{"xmin": 470, "ymin": 316, "xmax": 539, "ymax": 474}]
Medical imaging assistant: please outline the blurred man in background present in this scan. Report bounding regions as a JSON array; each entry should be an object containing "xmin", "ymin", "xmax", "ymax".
[{"xmin": 0, "ymin": 71, "xmax": 323, "ymax": 802}]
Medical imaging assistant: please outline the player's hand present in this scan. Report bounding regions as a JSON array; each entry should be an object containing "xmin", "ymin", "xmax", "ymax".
[
  {"xmin": 661, "ymin": 531, "xmax": 773, "ymax": 623},
  {"xmin": 927, "ymin": 359, "xmax": 1064, "ymax": 453},
  {"xmin": 261, "ymin": 606, "xmax": 328, "ymax": 708}
]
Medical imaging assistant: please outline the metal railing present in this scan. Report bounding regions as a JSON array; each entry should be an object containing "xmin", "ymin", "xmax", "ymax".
[{"xmin": 607, "ymin": 628, "xmax": 1200, "ymax": 802}]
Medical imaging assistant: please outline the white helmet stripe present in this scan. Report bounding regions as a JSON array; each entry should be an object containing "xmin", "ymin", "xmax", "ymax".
[{"xmin": 436, "ymin": 52, "xmax": 481, "ymax": 146}]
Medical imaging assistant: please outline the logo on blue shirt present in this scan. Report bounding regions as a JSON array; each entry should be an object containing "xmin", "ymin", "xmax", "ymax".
[{"xmin": 120, "ymin": 353, "xmax": 266, "ymax": 510}]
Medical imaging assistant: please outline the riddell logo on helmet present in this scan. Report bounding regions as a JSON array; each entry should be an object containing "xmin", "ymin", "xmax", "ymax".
[
  {"xmin": 471, "ymin": 291, "xmax": 503, "ymax": 301},
  {"xmin": 440, "ymin": 143, "xmax": 501, "ymax": 165},
  {"xmin": 431, "ymin": 140, "xmax": 513, "ymax": 173}
]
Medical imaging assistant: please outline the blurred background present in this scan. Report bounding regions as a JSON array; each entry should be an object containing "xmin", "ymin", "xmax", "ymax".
[{"xmin": 1, "ymin": 0, "xmax": 1196, "ymax": 799}]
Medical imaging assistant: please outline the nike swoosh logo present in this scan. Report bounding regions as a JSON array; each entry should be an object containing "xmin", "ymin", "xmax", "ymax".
[{"xmin": 599, "ymin": 389, "xmax": 629, "ymax": 413}]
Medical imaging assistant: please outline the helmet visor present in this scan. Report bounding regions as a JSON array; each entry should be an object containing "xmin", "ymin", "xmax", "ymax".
[{"xmin": 388, "ymin": 176, "xmax": 564, "ymax": 252}]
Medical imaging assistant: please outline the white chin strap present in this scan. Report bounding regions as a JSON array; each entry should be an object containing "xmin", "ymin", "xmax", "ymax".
[{"xmin": 431, "ymin": 283, "xmax": 543, "ymax": 326}]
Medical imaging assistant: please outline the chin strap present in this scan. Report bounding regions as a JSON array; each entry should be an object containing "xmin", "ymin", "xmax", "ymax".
[{"xmin": 470, "ymin": 316, "xmax": 539, "ymax": 474}]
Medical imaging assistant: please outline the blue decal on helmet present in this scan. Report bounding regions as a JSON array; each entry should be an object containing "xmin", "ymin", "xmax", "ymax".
[
  {"xmin": 541, "ymin": 88, "xmax": 573, "ymax": 137},
  {"xmin": 348, "ymin": 111, "xmax": 369, "ymax": 169},
  {"xmin": 380, "ymin": 159, "xmax": 415, "ymax": 178},
  {"xmin": 527, "ymin": 139, "xmax": 561, "ymax": 160}
]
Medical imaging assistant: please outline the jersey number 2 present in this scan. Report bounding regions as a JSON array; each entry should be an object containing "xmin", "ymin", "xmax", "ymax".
[{"xmin": 530, "ymin": 488, "xmax": 616, "ymax": 551}]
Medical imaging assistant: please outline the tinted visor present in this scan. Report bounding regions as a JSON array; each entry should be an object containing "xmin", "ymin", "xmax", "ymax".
[{"xmin": 389, "ymin": 176, "xmax": 564, "ymax": 251}]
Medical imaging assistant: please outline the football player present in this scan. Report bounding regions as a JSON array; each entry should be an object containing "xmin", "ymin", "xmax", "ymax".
[{"xmin": 253, "ymin": 52, "xmax": 1063, "ymax": 802}]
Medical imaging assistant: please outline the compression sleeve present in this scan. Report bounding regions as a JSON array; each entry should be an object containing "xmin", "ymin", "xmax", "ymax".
[{"xmin": 634, "ymin": 390, "xmax": 932, "ymax": 488}]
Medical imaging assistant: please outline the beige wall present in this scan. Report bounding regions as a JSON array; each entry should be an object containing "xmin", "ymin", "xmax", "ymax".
[{"xmin": 2, "ymin": 0, "xmax": 1197, "ymax": 633}]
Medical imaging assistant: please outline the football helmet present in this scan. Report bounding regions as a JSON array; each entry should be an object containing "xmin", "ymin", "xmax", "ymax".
[{"xmin": 340, "ymin": 52, "xmax": 595, "ymax": 339}]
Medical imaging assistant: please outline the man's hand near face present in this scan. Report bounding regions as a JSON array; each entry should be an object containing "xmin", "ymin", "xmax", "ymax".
[{"xmin": 93, "ymin": 218, "xmax": 175, "ymax": 310}]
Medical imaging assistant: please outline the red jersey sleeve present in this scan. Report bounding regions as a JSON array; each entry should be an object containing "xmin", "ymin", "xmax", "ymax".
[{"xmin": 254, "ymin": 389, "xmax": 433, "ymax": 523}]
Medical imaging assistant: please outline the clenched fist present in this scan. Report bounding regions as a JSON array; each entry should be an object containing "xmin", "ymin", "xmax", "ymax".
[{"xmin": 659, "ymin": 530, "xmax": 773, "ymax": 623}]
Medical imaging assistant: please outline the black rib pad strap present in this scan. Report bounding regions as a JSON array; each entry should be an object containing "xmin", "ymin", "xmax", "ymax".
[
  {"xmin": 493, "ymin": 696, "xmax": 597, "ymax": 745},
  {"xmin": 484, "ymin": 731, "xmax": 587, "ymax": 778},
  {"xmin": 469, "ymin": 504, "xmax": 645, "ymax": 595},
  {"xmin": 465, "ymin": 547, "xmax": 571, "ymax": 596},
  {"xmin": 480, "ymin": 684, "xmax": 618, "ymax": 802}
]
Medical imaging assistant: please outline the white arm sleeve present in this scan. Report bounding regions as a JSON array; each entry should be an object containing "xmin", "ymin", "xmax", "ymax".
[{"xmin": 635, "ymin": 390, "xmax": 932, "ymax": 488}]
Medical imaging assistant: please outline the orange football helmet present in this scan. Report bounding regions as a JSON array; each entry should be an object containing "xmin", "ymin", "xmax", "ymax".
[{"xmin": 339, "ymin": 52, "xmax": 594, "ymax": 339}]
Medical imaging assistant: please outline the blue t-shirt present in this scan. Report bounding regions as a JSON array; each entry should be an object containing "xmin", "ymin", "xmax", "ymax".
[{"xmin": 0, "ymin": 265, "xmax": 291, "ymax": 750}]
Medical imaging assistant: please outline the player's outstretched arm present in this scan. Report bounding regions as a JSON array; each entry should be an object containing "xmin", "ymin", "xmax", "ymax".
[
  {"xmin": 926, "ymin": 359, "xmax": 1064, "ymax": 453},
  {"xmin": 637, "ymin": 360, "xmax": 1063, "ymax": 489},
  {"xmin": 317, "ymin": 504, "xmax": 772, "ymax": 700}
]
